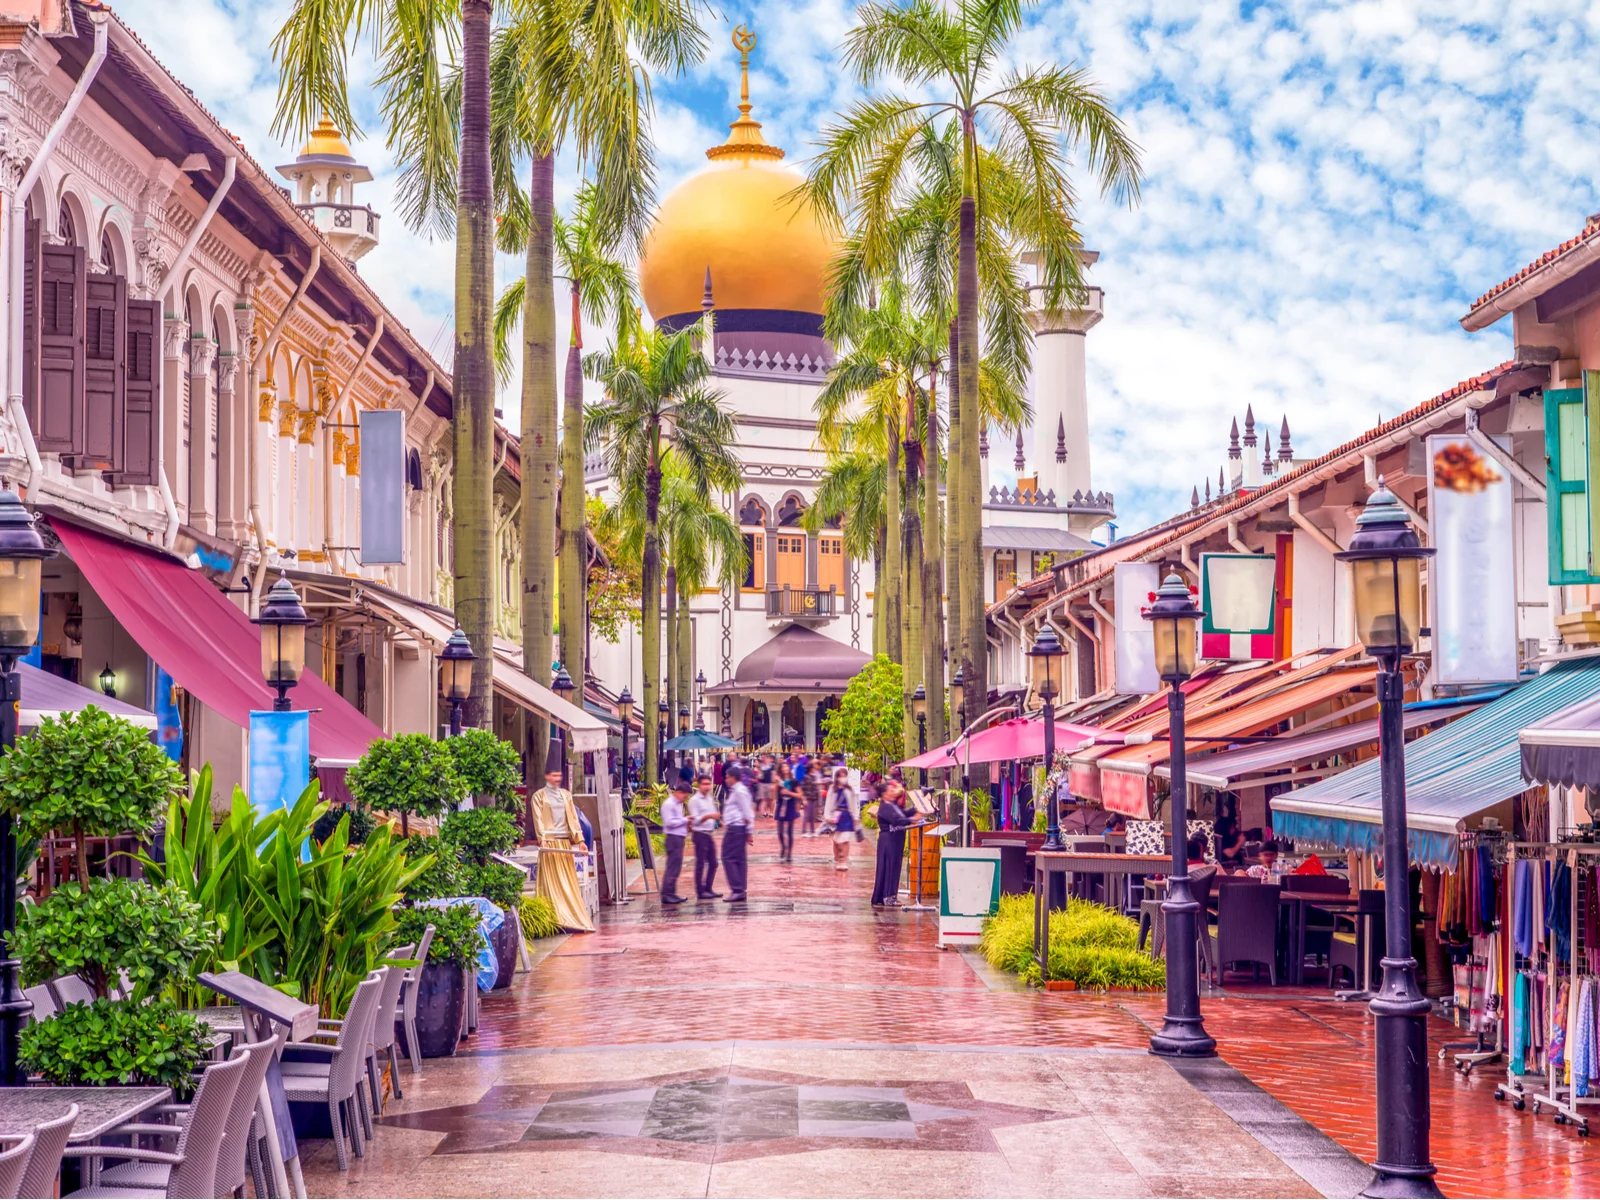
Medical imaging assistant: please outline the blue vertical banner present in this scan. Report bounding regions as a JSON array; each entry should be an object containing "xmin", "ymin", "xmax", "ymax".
[
  {"xmin": 248, "ymin": 710, "xmax": 311, "ymax": 818},
  {"xmin": 153, "ymin": 667, "xmax": 183, "ymax": 763}
]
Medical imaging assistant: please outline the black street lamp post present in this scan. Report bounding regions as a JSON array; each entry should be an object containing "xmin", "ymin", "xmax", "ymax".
[
  {"xmin": 657, "ymin": 699, "xmax": 668, "ymax": 780},
  {"xmin": 911, "ymin": 684, "xmax": 927, "ymax": 787},
  {"xmin": 949, "ymin": 668, "xmax": 965, "ymax": 811},
  {"xmin": 617, "ymin": 686, "xmax": 634, "ymax": 808},
  {"xmin": 1336, "ymin": 482, "xmax": 1440, "ymax": 1200},
  {"xmin": 253, "ymin": 576, "xmax": 312, "ymax": 712},
  {"xmin": 1027, "ymin": 623, "xmax": 1067, "ymax": 910},
  {"xmin": 439, "ymin": 627, "xmax": 476, "ymax": 737},
  {"xmin": 695, "ymin": 670, "xmax": 707, "ymax": 731},
  {"xmin": 1143, "ymin": 573, "xmax": 1217, "ymax": 1059},
  {"xmin": 98, "ymin": 663, "xmax": 115, "ymax": 698},
  {"xmin": 552, "ymin": 666, "xmax": 575, "ymax": 788},
  {"xmin": 0, "ymin": 491, "xmax": 52, "ymax": 1086}
]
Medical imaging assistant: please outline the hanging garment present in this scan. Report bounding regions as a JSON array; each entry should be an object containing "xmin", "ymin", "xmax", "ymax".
[
  {"xmin": 1512, "ymin": 971, "xmax": 1531, "ymax": 1076},
  {"xmin": 1551, "ymin": 979, "xmax": 1571, "ymax": 1070},
  {"xmin": 1587, "ymin": 867, "xmax": 1600, "ymax": 973},
  {"xmin": 1515, "ymin": 860, "xmax": 1534, "ymax": 958},
  {"xmin": 1573, "ymin": 979, "xmax": 1598, "ymax": 1098},
  {"xmin": 1477, "ymin": 844, "xmax": 1497, "ymax": 936},
  {"xmin": 1550, "ymin": 863, "xmax": 1574, "ymax": 963}
]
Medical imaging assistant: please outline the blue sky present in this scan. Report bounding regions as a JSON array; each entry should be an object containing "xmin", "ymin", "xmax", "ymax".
[{"xmin": 113, "ymin": 0, "xmax": 1591, "ymax": 533}]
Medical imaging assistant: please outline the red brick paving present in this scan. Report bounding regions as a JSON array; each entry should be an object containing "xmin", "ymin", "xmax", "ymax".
[{"xmin": 485, "ymin": 824, "xmax": 1600, "ymax": 1195}]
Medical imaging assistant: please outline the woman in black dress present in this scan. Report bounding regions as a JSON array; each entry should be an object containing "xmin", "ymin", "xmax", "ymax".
[
  {"xmin": 871, "ymin": 780, "xmax": 917, "ymax": 907},
  {"xmin": 774, "ymin": 763, "xmax": 801, "ymax": 863}
]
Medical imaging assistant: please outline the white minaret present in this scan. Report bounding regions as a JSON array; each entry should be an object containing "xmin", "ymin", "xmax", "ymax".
[
  {"xmin": 276, "ymin": 116, "xmax": 380, "ymax": 263},
  {"xmin": 1027, "ymin": 250, "xmax": 1102, "ymax": 506}
]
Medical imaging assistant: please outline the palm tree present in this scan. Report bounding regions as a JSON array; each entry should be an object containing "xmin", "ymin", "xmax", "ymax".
[
  {"xmin": 659, "ymin": 463, "xmax": 745, "ymax": 731},
  {"xmin": 274, "ymin": 0, "xmax": 500, "ymax": 725},
  {"xmin": 494, "ymin": 185, "xmax": 636, "ymax": 719},
  {"xmin": 809, "ymin": 0, "xmax": 1142, "ymax": 741},
  {"xmin": 803, "ymin": 443, "xmax": 886, "ymax": 652},
  {"xmin": 586, "ymin": 322, "xmax": 740, "ymax": 787}
]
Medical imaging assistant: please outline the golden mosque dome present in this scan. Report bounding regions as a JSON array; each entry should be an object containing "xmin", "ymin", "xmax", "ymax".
[
  {"xmin": 298, "ymin": 115, "xmax": 356, "ymax": 162},
  {"xmin": 639, "ymin": 28, "xmax": 836, "ymax": 327}
]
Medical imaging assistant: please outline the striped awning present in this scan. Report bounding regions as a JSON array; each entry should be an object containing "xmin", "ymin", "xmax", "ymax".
[{"xmin": 1272, "ymin": 663, "xmax": 1600, "ymax": 870}]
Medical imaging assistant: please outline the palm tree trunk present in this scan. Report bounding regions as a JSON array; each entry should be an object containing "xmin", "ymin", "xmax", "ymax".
[
  {"xmin": 557, "ymin": 283, "xmax": 586, "ymax": 727},
  {"xmin": 522, "ymin": 150, "xmax": 558, "ymax": 755},
  {"xmin": 957, "ymin": 194, "xmax": 985, "ymax": 779},
  {"xmin": 676, "ymin": 578, "xmax": 692, "ymax": 732},
  {"xmin": 946, "ymin": 319, "xmax": 962, "ymax": 725},
  {"xmin": 872, "ymin": 541, "xmax": 885, "ymax": 658},
  {"xmin": 641, "ymin": 450, "xmax": 662, "ymax": 787},
  {"xmin": 923, "ymin": 369, "xmax": 946, "ymax": 751},
  {"xmin": 884, "ymin": 417, "xmax": 902, "ymax": 664},
  {"xmin": 664, "ymin": 561, "xmax": 678, "ymax": 769},
  {"xmin": 453, "ymin": 0, "xmax": 496, "ymax": 729},
  {"xmin": 901, "ymin": 409, "xmax": 923, "ymax": 759}
]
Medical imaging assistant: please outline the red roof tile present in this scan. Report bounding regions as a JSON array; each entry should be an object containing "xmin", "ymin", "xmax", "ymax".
[{"xmin": 1468, "ymin": 219, "xmax": 1600, "ymax": 317}]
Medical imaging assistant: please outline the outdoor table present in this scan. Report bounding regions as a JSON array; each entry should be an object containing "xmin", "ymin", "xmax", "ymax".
[
  {"xmin": 1033, "ymin": 852, "xmax": 1171, "ymax": 974},
  {"xmin": 0, "ymin": 1086, "xmax": 169, "ymax": 1144},
  {"xmin": 1279, "ymin": 891, "xmax": 1359, "ymax": 985}
]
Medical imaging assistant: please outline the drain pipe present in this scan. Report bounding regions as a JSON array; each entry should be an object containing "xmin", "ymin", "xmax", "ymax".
[
  {"xmin": 323, "ymin": 315, "xmax": 383, "ymax": 567},
  {"xmin": 248, "ymin": 247, "xmax": 321, "ymax": 614},
  {"xmin": 1288, "ymin": 490, "xmax": 1340, "ymax": 556},
  {"xmin": 1464, "ymin": 407, "xmax": 1546, "ymax": 499},
  {"xmin": 6, "ymin": 11, "xmax": 109, "ymax": 486}
]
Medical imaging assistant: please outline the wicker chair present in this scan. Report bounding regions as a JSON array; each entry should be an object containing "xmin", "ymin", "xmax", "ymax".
[
  {"xmin": 398, "ymin": 924, "xmax": 436, "ymax": 1075},
  {"xmin": 1205, "ymin": 882, "xmax": 1281, "ymax": 986},
  {"xmin": 279, "ymin": 972, "xmax": 383, "ymax": 1171},
  {"xmin": 0, "ymin": 1136, "xmax": 32, "ymax": 1199},
  {"xmin": 15, "ymin": 1103, "xmax": 77, "ymax": 1200}
]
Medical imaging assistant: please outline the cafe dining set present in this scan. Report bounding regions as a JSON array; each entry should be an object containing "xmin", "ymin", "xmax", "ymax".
[{"xmin": 0, "ymin": 925, "xmax": 436, "ymax": 1199}]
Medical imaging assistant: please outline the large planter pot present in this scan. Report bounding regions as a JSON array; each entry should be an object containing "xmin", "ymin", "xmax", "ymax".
[
  {"xmin": 491, "ymin": 919, "xmax": 518, "ymax": 990},
  {"xmin": 413, "ymin": 961, "xmax": 466, "ymax": 1058}
]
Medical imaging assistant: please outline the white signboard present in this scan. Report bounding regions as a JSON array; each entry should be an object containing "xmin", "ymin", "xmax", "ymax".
[
  {"xmin": 359, "ymin": 409, "xmax": 406, "ymax": 565},
  {"xmin": 1113, "ymin": 561, "xmax": 1160, "ymax": 696},
  {"xmin": 1427, "ymin": 434, "xmax": 1517, "ymax": 684}
]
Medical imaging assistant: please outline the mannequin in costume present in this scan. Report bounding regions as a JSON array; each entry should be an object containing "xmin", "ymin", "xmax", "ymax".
[{"xmin": 531, "ymin": 739, "xmax": 595, "ymax": 933}]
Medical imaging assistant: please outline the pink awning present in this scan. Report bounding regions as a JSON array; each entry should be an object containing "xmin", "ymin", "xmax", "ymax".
[
  {"xmin": 898, "ymin": 717, "xmax": 1119, "ymax": 771},
  {"xmin": 54, "ymin": 522, "xmax": 384, "ymax": 764}
]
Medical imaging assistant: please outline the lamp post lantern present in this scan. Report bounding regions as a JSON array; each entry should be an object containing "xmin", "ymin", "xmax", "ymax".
[
  {"xmin": 617, "ymin": 686, "xmax": 634, "ymax": 808},
  {"xmin": 911, "ymin": 684, "xmax": 928, "ymax": 787},
  {"xmin": 253, "ymin": 576, "xmax": 312, "ymax": 712},
  {"xmin": 98, "ymin": 663, "xmax": 116, "ymax": 698},
  {"xmin": 1336, "ymin": 482, "xmax": 1440, "ymax": 1200},
  {"xmin": 657, "ymin": 698, "xmax": 669, "ymax": 780},
  {"xmin": 552, "ymin": 666, "xmax": 575, "ymax": 787},
  {"xmin": 439, "ymin": 627, "xmax": 476, "ymax": 737},
  {"xmin": 949, "ymin": 667, "xmax": 967, "ymax": 816},
  {"xmin": 1143, "ymin": 573, "xmax": 1216, "ymax": 1060},
  {"xmin": 1027, "ymin": 622, "xmax": 1067, "ymax": 907},
  {"xmin": 0, "ymin": 490, "xmax": 53, "ymax": 1085}
]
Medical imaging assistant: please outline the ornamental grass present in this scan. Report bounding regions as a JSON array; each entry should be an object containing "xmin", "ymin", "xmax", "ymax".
[{"xmin": 979, "ymin": 893, "xmax": 1165, "ymax": 990}]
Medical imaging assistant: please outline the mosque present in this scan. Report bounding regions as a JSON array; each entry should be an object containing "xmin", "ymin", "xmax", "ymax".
[{"xmin": 586, "ymin": 28, "xmax": 1116, "ymax": 751}]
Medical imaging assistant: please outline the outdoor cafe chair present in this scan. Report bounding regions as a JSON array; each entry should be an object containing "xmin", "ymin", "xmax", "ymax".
[
  {"xmin": 374, "ymin": 945, "xmax": 414, "ymax": 1105},
  {"xmin": 398, "ymin": 924, "xmax": 435, "ymax": 1076},
  {"xmin": 330, "ymin": 963, "xmax": 404, "ymax": 1120},
  {"xmin": 60, "ymin": 1050, "xmax": 248, "ymax": 1199},
  {"xmin": 1330, "ymin": 889, "xmax": 1386, "ymax": 993},
  {"xmin": 50, "ymin": 975, "xmax": 94, "ymax": 1009},
  {"xmin": 23, "ymin": 983, "xmax": 56, "ymax": 1023},
  {"xmin": 0, "ymin": 1136, "xmax": 33, "ymax": 1199},
  {"xmin": 278, "ymin": 971, "xmax": 383, "ymax": 1171},
  {"xmin": 15, "ymin": 1102, "xmax": 77, "ymax": 1200},
  {"xmin": 1205, "ymin": 881, "xmax": 1281, "ymax": 986}
]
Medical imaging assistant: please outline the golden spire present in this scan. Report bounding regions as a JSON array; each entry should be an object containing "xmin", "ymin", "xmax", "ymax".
[{"xmin": 706, "ymin": 25, "xmax": 785, "ymax": 161}]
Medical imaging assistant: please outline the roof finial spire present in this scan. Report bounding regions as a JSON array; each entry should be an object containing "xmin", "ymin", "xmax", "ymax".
[
  {"xmin": 1262, "ymin": 437, "xmax": 1274, "ymax": 478},
  {"xmin": 1218, "ymin": 465, "xmax": 1226, "ymax": 494},
  {"xmin": 1191, "ymin": 486, "xmax": 1200, "ymax": 509},
  {"xmin": 1204, "ymin": 477, "xmax": 1211, "ymax": 502},
  {"xmin": 979, "ymin": 427, "xmax": 989, "ymax": 459},
  {"xmin": 1243, "ymin": 404, "xmax": 1257, "ymax": 447},
  {"xmin": 707, "ymin": 26, "xmax": 785, "ymax": 161},
  {"xmin": 1279, "ymin": 416, "xmax": 1293, "ymax": 462},
  {"xmin": 1227, "ymin": 417, "xmax": 1241, "ymax": 460},
  {"xmin": 1055, "ymin": 415, "xmax": 1067, "ymax": 463},
  {"xmin": 1013, "ymin": 428, "xmax": 1026, "ymax": 472},
  {"xmin": 701, "ymin": 267, "xmax": 714, "ymax": 312}
]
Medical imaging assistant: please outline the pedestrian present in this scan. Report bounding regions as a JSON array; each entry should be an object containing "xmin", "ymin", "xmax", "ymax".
[
  {"xmin": 822, "ymin": 766, "xmax": 860, "ymax": 872},
  {"xmin": 775, "ymin": 762, "xmax": 801, "ymax": 863},
  {"xmin": 757, "ymin": 755, "xmax": 777, "ymax": 818},
  {"xmin": 721, "ymin": 763, "xmax": 755, "ymax": 902},
  {"xmin": 800, "ymin": 759, "xmax": 822, "ymax": 838},
  {"xmin": 659, "ymin": 778, "xmax": 690, "ymax": 905},
  {"xmin": 871, "ymin": 780, "xmax": 917, "ymax": 907},
  {"xmin": 691, "ymin": 773, "xmax": 721, "ymax": 899}
]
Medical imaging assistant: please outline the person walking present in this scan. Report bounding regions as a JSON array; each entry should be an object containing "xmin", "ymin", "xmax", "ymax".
[
  {"xmin": 774, "ymin": 762, "xmax": 801, "ymax": 864},
  {"xmin": 800, "ymin": 758, "xmax": 822, "ymax": 838},
  {"xmin": 871, "ymin": 780, "xmax": 917, "ymax": 907},
  {"xmin": 659, "ymin": 778, "xmax": 690, "ymax": 905},
  {"xmin": 822, "ymin": 767, "xmax": 860, "ymax": 872},
  {"xmin": 721, "ymin": 764, "xmax": 755, "ymax": 902},
  {"xmin": 691, "ymin": 773, "xmax": 721, "ymax": 899}
]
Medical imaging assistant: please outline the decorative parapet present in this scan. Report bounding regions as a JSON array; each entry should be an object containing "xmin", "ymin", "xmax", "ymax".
[
  {"xmin": 713, "ymin": 344, "xmax": 833, "ymax": 381},
  {"xmin": 985, "ymin": 485, "xmax": 1115, "ymax": 515}
]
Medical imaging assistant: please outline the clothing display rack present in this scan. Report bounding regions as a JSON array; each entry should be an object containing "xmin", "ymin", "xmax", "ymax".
[
  {"xmin": 1439, "ymin": 828, "xmax": 1507, "ymax": 1075},
  {"xmin": 1497, "ymin": 840, "xmax": 1561, "ymax": 1110}
]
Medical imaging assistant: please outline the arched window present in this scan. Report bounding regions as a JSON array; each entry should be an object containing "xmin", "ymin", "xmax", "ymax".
[
  {"xmin": 56, "ymin": 205, "xmax": 76, "ymax": 245},
  {"xmin": 99, "ymin": 231, "xmax": 114, "ymax": 273}
]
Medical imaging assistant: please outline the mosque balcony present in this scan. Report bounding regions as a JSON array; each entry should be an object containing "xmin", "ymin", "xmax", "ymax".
[
  {"xmin": 295, "ymin": 203, "xmax": 381, "ymax": 255},
  {"xmin": 1024, "ymin": 284, "xmax": 1103, "ymax": 334},
  {"xmin": 766, "ymin": 585, "xmax": 840, "ymax": 622}
]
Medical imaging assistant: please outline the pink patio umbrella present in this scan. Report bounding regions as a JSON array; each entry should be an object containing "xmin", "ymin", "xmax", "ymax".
[{"xmin": 898, "ymin": 716, "xmax": 1119, "ymax": 771}]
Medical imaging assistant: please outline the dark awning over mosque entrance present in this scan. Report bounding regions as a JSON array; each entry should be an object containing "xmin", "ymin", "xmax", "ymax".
[{"xmin": 705, "ymin": 624, "xmax": 871, "ymax": 696}]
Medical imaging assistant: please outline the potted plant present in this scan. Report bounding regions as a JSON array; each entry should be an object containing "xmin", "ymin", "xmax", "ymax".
[
  {"xmin": 446, "ymin": 728, "xmax": 523, "ymax": 810},
  {"xmin": 392, "ymin": 902, "xmax": 480, "ymax": 1057},
  {"xmin": 346, "ymin": 733, "xmax": 465, "ymax": 835},
  {"xmin": 442, "ymin": 807, "xmax": 525, "ymax": 988}
]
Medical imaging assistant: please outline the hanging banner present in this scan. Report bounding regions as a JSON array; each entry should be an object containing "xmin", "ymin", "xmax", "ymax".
[
  {"xmin": 1113, "ymin": 561, "xmax": 1160, "ymax": 696},
  {"xmin": 1201, "ymin": 553, "xmax": 1277, "ymax": 660},
  {"xmin": 249, "ymin": 709, "xmax": 311, "ymax": 818},
  {"xmin": 1428, "ymin": 435, "xmax": 1517, "ymax": 684},
  {"xmin": 359, "ymin": 408, "xmax": 405, "ymax": 565}
]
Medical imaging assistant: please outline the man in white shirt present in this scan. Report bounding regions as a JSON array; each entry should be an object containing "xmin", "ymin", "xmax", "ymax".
[
  {"xmin": 690, "ymin": 773, "xmax": 721, "ymax": 900},
  {"xmin": 722, "ymin": 763, "xmax": 756, "ymax": 902},
  {"xmin": 659, "ymin": 778, "xmax": 691, "ymax": 905}
]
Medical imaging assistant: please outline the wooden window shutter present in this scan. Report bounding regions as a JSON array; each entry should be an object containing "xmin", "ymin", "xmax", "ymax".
[
  {"xmin": 114, "ymin": 299, "xmax": 161, "ymax": 486},
  {"xmin": 21, "ymin": 219, "xmax": 38, "ymax": 428},
  {"xmin": 81, "ymin": 269, "xmax": 126, "ymax": 471},
  {"xmin": 32, "ymin": 233, "xmax": 86, "ymax": 456},
  {"xmin": 1546, "ymin": 385, "xmax": 1593, "ymax": 584}
]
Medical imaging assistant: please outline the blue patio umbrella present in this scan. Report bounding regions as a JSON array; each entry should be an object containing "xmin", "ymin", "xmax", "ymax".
[{"xmin": 664, "ymin": 729, "xmax": 736, "ymax": 750}]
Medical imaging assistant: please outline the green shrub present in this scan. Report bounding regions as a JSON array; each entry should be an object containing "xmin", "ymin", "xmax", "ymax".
[
  {"xmin": 0, "ymin": 706, "xmax": 182, "ymax": 882},
  {"xmin": 441, "ymin": 806, "xmax": 521, "ymax": 864},
  {"xmin": 16, "ymin": 878, "xmax": 213, "ymax": 1001},
  {"xmin": 313, "ymin": 803, "xmax": 375, "ymax": 846},
  {"xmin": 446, "ymin": 729, "xmax": 523, "ymax": 804},
  {"xmin": 862, "ymin": 803, "xmax": 880, "ymax": 831},
  {"xmin": 462, "ymin": 860, "xmax": 526, "ymax": 912},
  {"xmin": 979, "ymin": 894, "xmax": 1162, "ymax": 989},
  {"xmin": 519, "ymin": 894, "xmax": 562, "ymax": 940},
  {"xmin": 1032, "ymin": 805, "xmax": 1049, "ymax": 833},
  {"xmin": 400, "ymin": 835, "xmax": 463, "ymax": 902},
  {"xmin": 392, "ymin": 902, "xmax": 482, "ymax": 970},
  {"xmin": 347, "ymin": 734, "xmax": 465, "ymax": 833},
  {"xmin": 623, "ymin": 823, "xmax": 640, "ymax": 859},
  {"xmin": 21, "ymin": 998, "xmax": 211, "ymax": 1092},
  {"xmin": 967, "ymin": 789, "xmax": 994, "ymax": 832}
]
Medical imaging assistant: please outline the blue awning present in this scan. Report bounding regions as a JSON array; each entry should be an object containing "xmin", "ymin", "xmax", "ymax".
[{"xmin": 1271, "ymin": 662, "xmax": 1600, "ymax": 870}]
